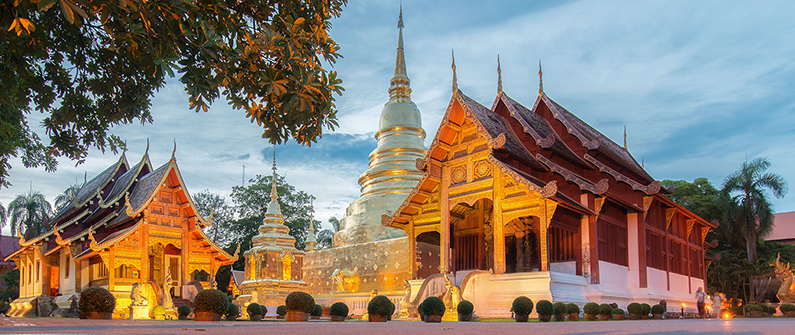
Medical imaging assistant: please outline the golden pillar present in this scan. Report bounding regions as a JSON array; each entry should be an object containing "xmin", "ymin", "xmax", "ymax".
[
  {"xmin": 492, "ymin": 166, "xmax": 505, "ymax": 274},
  {"xmin": 440, "ymin": 165, "xmax": 451, "ymax": 273},
  {"xmin": 407, "ymin": 220, "xmax": 417, "ymax": 279}
]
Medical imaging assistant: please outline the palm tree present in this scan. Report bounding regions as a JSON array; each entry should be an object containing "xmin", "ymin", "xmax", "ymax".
[
  {"xmin": 7, "ymin": 191, "xmax": 52, "ymax": 239},
  {"xmin": 722, "ymin": 157, "xmax": 788, "ymax": 262},
  {"xmin": 0, "ymin": 202, "xmax": 6, "ymax": 228},
  {"xmin": 54, "ymin": 182, "xmax": 82, "ymax": 213}
]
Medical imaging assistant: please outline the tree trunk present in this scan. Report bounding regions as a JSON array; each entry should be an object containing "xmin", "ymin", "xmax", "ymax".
[{"xmin": 747, "ymin": 229, "xmax": 757, "ymax": 262}]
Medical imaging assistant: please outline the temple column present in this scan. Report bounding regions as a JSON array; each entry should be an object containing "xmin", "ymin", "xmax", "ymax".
[
  {"xmin": 108, "ymin": 251, "xmax": 115, "ymax": 292},
  {"xmin": 141, "ymin": 222, "xmax": 150, "ymax": 282},
  {"xmin": 492, "ymin": 169, "xmax": 505, "ymax": 274},
  {"xmin": 407, "ymin": 220, "xmax": 417, "ymax": 279},
  {"xmin": 627, "ymin": 212, "xmax": 640, "ymax": 288},
  {"xmin": 440, "ymin": 165, "xmax": 451, "ymax": 273},
  {"xmin": 538, "ymin": 200, "xmax": 556, "ymax": 272}
]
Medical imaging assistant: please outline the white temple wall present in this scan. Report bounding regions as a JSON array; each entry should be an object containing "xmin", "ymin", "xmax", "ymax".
[
  {"xmin": 550, "ymin": 261, "xmax": 576, "ymax": 275},
  {"xmin": 647, "ymin": 267, "xmax": 668, "ymax": 292},
  {"xmin": 668, "ymin": 272, "xmax": 690, "ymax": 295},
  {"xmin": 598, "ymin": 261, "xmax": 629, "ymax": 289}
]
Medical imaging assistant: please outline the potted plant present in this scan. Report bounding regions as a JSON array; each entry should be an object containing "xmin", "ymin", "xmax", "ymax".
[
  {"xmin": 566, "ymin": 303, "xmax": 580, "ymax": 321},
  {"xmin": 178, "ymin": 305, "xmax": 192, "ymax": 320},
  {"xmin": 367, "ymin": 295, "xmax": 395, "ymax": 322},
  {"xmin": 226, "ymin": 303, "xmax": 240, "ymax": 321},
  {"xmin": 640, "ymin": 303, "xmax": 651, "ymax": 320},
  {"xmin": 613, "ymin": 308, "xmax": 625, "ymax": 320},
  {"xmin": 627, "ymin": 303, "xmax": 642, "ymax": 320},
  {"xmin": 194, "ymin": 289, "xmax": 228, "ymax": 321},
  {"xmin": 651, "ymin": 304, "xmax": 665, "ymax": 319},
  {"xmin": 418, "ymin": 301, "xmax": 426, "ymax": 321},
  {"xmin": 153, "ymin": 305, "xmax": 167, "ymax": 320},
  {"xmin": 536, "ymin": 300, "xmax": 554, "ymax": 322},
  {"xmin": 767, "ymin": 305, "xmax": 777, "ymax": 316},
  {"xmin": 420, "ymin": 296, "xmax": 446, "ymax": 323},
  {"xmin": 599, "ymin": 303, "xmax": 612, "ymax": 320},
  {"xmin": 553, "ymin": 302, "xmax": 567, "ymax": 321},
  {"xmin": 78, "ymin": 286, "xmax": 116, "ymax": 319},
  {"xmin": 457, "ymin": 300, "xmax": 474, "ymax": 321},
  {"xmin": 285, "ymin": 291, "xmax": 315, "ymax": 321},
  {"xmin": 511, "ymin": 296, "xmax": 534, "ymax": 322},
  {"xmin": 247, "ymin": 303, "xmax": 264, "ymax": 321},
  {"xmin": 329, "ymin": 302, "xmax": 349, "ymax": 322},
  {"xmin": 781, "ymin": 303, "xmax": 795, "ymax": 317},
  {"xmin": 311, "ymin": 304, "xmax": 323, "ymax": 320},
  {"xmin": 745, "ymin": 304, "xmax": 763, "ymax": 318},
  {"xmin": 276, "ymin": 305, "xmax": 287, "ymax": 319},
  {"xmin": 583, "ymin": 302, "xmax": 600, "ymax": 320}
]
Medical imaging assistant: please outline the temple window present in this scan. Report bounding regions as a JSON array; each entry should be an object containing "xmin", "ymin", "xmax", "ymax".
[
  {"xmin": 115, "ymin": 265, "xmax": 138, "ymax": 279},
  {"xmin": 192, "ymin": 270, "xmax": 209, "ymax": 281},
  {"xmin": 549, "ymin": 226, "xmax": 576, "ymax": 262},
  {"xmin": 35, "ymin": 260, "xmax": 40, "ymax": 283},
  {"xmin": 282, "ymin": 255, "xmax": 292, "ymax": 281}
]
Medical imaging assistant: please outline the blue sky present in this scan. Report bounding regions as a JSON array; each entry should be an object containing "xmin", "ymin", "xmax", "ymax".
[{"xmin": 3, "ymin": 0, "xmax": 795, "ymax": 234}]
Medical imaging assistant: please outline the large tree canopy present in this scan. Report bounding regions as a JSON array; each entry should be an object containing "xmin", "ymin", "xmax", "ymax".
[{"xmin": 0, "ymin": 0, "xmax": 346, "ymax": 188}]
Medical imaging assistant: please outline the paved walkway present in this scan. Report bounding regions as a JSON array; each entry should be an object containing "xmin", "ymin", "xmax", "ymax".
[{"xmin": 0, "ymin": 317, "xmax": 788, "ymax": 334}]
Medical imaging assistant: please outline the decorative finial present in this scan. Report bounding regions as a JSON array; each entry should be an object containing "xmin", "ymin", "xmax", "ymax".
[
  {"xmin": 623, "ymin": 125, "xmax": 627, "ymax": 149},
  {"xmin": 144, "ymin": 138, "xmax": 150, "ymax": 156},
  {"xmin": 642, "ymin": 157, "xmax": 644, "ymax": 168},
  {"xmin": 171, "ymin": 139, "xmax": 176, "ymax": 161},
  {"xmin": 229, "ymin": 242, "xmax": 241, "ymax": 262},
  {"xmin": 497, "ymin": 54, "xmax": 503, "ymax": 95},
  {"xmin": 54, "ymin": 226, "xmax": 69, "ymax": 246},
  {"xmin": 88, "ymin": 229, "xmax": 100, "ymax": 251},
  {"xmin": 398, "ymin": 2, "xmax": 403, "ymax": 29},
  {"xmin": 389, "ymin": 5, "xmax": 411, "ymax": 101},
  {"xmin": 124, "ymin": 193, "xmax": 135, "ymax": 217},
  {"xmin": 538, "ymin": 60, "xmax": 544, "ymax": 96},
  {"xmin": 83, "ymin": 171, "xmax": 87, "ymax": 185},
  {"xmin": 452, "ymin": 49, "xmax": 458, "ymax": 94},
  {"xmin": 271, "ymin": 146, "xmax": 279, "ymax": 201}
]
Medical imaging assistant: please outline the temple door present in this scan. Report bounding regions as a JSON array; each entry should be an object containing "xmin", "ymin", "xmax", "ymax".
[{"xmin": 166, "ymin": 255, "xmax": 181, "ymax": 298}]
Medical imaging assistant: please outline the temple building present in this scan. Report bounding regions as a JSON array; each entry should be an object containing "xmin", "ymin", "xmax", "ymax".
[
  {"xmin": 4, "ymin": 147, "xmax": 238, "ymax": 318},
  {"xmin": 381, "ymin": 59, "xmax": 717, "ymax": 316}
]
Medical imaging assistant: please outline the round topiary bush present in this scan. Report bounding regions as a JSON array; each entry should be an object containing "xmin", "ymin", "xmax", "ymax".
[
  {"xmin": 612, "ymin": 308, "xmax": 624, "ymax": 315},
  {"xmin": 599, "ymin": 303, "xmax": 613, "ymax": 315},
  {"xmin": 767, "ymin": 305, "xmax": 778, "ymax": 314},
  {"xmin": 178, "ymin": 304, "xmax": 192, "ymax": 316},
  {"xmin": 745, "ymin": 304, "xmax": 763, "ymax": 312},
  {"xmin": 536, "ymin": 300, "xmax": 555, "ymax": 316},
  {"xmin": 276, "ymin": 305, "xmax": 287, "ymax": 316},
  {"xmin": 627, "ymin": 302, "xmax": 642, "ymax": 315},
  {"xmin": 420, "ymin": 296, "xmax": 446, "ymax": 316},
  {"xmin": 285, "ymin": 291, "xmax": 315, "ymax": 313},
  {"xmin": 457, "ymin": 300, "xmax": 474, "ymax": 315},
  {"xmin": 226, "ymin": 303, "xmax": 240, "ymax": 317},
  {"xmin": 311, "ymin": 304, "xmax": 323, "ymax": 317},
  {"xmin": 194, "ymin": 289, "xmax": 229, "ymax": 315},
  {"xmin": 553, "ymin": 302, "xmax": 567, "ymax": 315},
  {"xmin": 780, "ymin": 303, "xmax": 795, "ymax": 312},
  {"xmin": 641, "ymin": 303, "xmax": 651, "ymax": 316},
  {"xmin": 367, "ymin": 295, "xmax": 396, "ymax": 317},
  {"xmin": 566, "ymin": 303, "xmax": 580, "ymax": 315},
  {"xmin": 511, "ymin": 296, "xmax": 534, "ymax": 315},
  {"xmin": 78, "ymin": 286, "xmax": 117, "ymax": 313},
  {"xmin": 583, "ymin": 302, "xmax": 600, "ymax": 315},
  {"xmin": 330, "ymin": 302, "xmax": 349, "ymax": 317},
  {"xmin": 651, "ymin": 304, "xmax": 665, "ymax": 314},
  {"xmin": 247, "ymin": 303, "xmax": 263, "ymax": 316}
]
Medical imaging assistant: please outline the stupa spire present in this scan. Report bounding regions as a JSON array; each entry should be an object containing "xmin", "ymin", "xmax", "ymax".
[
  {"xmin": 497, "ymin": 54, "xmax": 503, "ymax": 95},
  {"xmin": 452, "ymin": 49, "xmax": 458, "ymax": 94},
  {"xmin": 389, "ymin": 5, "xmax": 411, "ymax": 102},
  {"xmin": 265, "ymin": 146, "xmax": 282, "ymax": 216},
  {"xmin": 538, "ymin": 60, "xmax": 544, "ymax": 96}
]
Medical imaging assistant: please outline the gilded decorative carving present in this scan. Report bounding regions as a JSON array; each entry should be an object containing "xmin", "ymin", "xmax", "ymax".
[
  {"xmin": 487, "ymin": 133, "xmax": 506, "ymax": 149},
  {"xmin": 536, "ymin": 154, "xmax": 608, "ymax": 194},
  {"xmin": 115, "ymin": 257, "xmax": 142, "ymax": 270},
  {"xmin": 548, "ymin": 106, "xmax": 601, "ymax": 150},
  {"xmin": 665, "ymin": 208, "xmax": 676, "ymax": 229},
  {"xmin": 451, "ymin": 166, "xmax": 466, "ymax": 184},
  {"xmin": 229, "ymin": 242, "xmax": 241, "ymax": 263},
  {"xmin": 53, "ymin": 227, "xmax": 69, "ymax": 247},
  {"xmin": 584, "ymin": 154, "xmax": 661, "ymax": 195},
  {"xmin": 88, "ymin": 229, "xmax": 100, "ymax": 251},
  {"xmin": 701, "ymin": 227, "xmax": 710, "ymax": 244},
  {"xmin": 474, "ymin": 160, "xmax": 491, "ymax": 179},
  {"xmin": 686, "ymin": 219, "xmax": 696, "ymax": 238},
  {"xmin": 643, "ymin": 196, "xmax": 654, "ymax": 213},
  {"xmin": 507, "ymin": 106, "xmax": 555, "ymax": 148},
  {"xmin": 148, "ymin": 236, "xmax": 182, "ymax": 249},
  {"xmin": 413, "ymin": 224, "xmax": 440, "ymax": 237},
  {"xmin": 488, "ymin": 155, "xmax": 556, "ymax": 198},
  {"xmin": 125, "ymin": 193, "xmax": 135, "ymax": 217}
]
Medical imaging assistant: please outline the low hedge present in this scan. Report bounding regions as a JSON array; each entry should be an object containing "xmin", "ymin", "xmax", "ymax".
[
  {"xmin": 178, "ymin": 304, "xmax": 192, "ymax": 316},
  {"xmin": 457, "ymin": 300, "xmax": 474, "ymax": 315},
  {"xmin": 566, "ymin": 303, "xmax": 580, "ymax": 315},
  {"xmin": 612, "ymin": 308, "xmax": 624, "ymax": 315},
  {"xmin": 511, "ymin": 296, "xmax": 534, "ymax": 315},
  {"xmin": 745, "ymin": 304, "xmax": 763, "ymax": 312},
  {"xmin": 330, "ymin": 302, "xmax": 349, "ymax": 317},
  {"xmin": 536, "ymin": 300, "xmax": 555, "ymax": 316},
  {"xmin": 767, "ymin": 305, "xmax": 778, "ymax": 314},
  {"xmin": 78, "ymin": 286, "xmax": 117, "ymax": 313},
  {"xmin": 780, "ymin": 303, "xmax": 795, "ymax": 312},
  {"xmin": 583, "ymin": 302, "xmax": 600, "ymax": 315}
]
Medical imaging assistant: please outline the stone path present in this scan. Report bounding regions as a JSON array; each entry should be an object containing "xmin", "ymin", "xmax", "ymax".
[{"xmin": 0, "ymin": 317, "xmax": 788, "ymax": 334}]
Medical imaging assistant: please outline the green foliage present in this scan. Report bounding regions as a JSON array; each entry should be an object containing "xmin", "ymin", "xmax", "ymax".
[
  {"xmin": 226, "ymin": 303, "xmax": 240, "ymax": 317},
  {"xmin": 780, "ymin": 303, "xmax": 795, "ymax": 312},
  {"xmin": 367, "ymin": 295, "xmax": 395, "ymax": 317},
  {"xmin": 457, "ymin": 300, "xmax": 474, "ymax": 315},
  {"xmin": 767, "ymin": 305, "xmax": 777, "ymax": 314},
  {"xmin": 276, "ymin": 305, "xmax": 287, "ymax": 316},
  {"xmin": 420, "ymin": 296, "xmax": 446, "ymax": 316},
  {"xmin": 612, "ymin": 308, "xmax": 624, "ymax": 315},
  {"xmin": 53, "ymin": 182, "xmax": 81, "ymax": 213},
  {"xmin": 0, "ymin": 0, "xmax": 347, "ymax": 188},
  {"xmin": 583, "ymin": 302, "xmax": 600, "ymax": 315},
  {"xmin": 6, "ymin": 190, "xmax": 52, "ymax": 238},
  {"xmin": 511, "ymin": 296, "xmax": 534, "ymax": 315},
  {"xmin": 599, "ymin": 303, "xmax": 612, "ymax": 315},
  {"xmin": 566, "ymin": 303, "xmax": 580, "ymax": 314},
  {"xmin": 311, "ymin": 304, "xmax": 323, "ymax": 316},
  {"xmin": 536, "ymin": 300, "xmax": 554, "ymax": 316},
  {"xmin": 1, "ymin": 269, "xmax": 19, "ymax": 290},
  {"xmin": 177, "ymin": 304, "xmax": 191, "ymax": 316},
  {"xmin": 553, "ymin": 302, "xmax": 567, "ymax": 315},
  {"xmin": 626, "ymin": 303, "xmax": 642, "ymax": 315},
  {"xmin": 193, "ymin": 190, "xmax": 235, "ymax": 246},
  {"xmin": 193, "ymin": 289, "xmax": 229, "ymax": 315},
  {"xmin": 661, "ymin": 178, "xmax": 722, "ymax": 223},
  {"xmin": 329, "ymin": 302, "xmax": 349, "ymax": 317},
  {"xmin": 745, "ymin": 304, "xmax": 763, "ymax": 312},
  {"xmin": 78, "ymin": 286, "xmax": 116, "ymax": 313},
  {"xmin": 246, "ymin": 303, "xmax": 263, "ymax": 316},
  {"xmin": 285, "ymin": 291, "xmax": 315, "ymax": 313},
  {"xmin": 651, "ymin": 304, "xmax": 665, "ymax": 314},
  {"xmin": 640, "ymin": 303, "xmax": 651, "ymax": 316}
]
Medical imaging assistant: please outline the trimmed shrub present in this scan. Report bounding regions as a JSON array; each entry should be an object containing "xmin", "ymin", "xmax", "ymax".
[
  {"xmin": 511, "ymin": 296, "xmax": 534, "ymax": 315},
  {"xmin": 330, "ymin": 302, "xmax": 349, "ymax": 317},
  {"xmin": 194, "ymin": 289, "xmax": 229, "ymax": 315},
  {"xmin": 767, "ymin": 305, "xmax": 778, "ymax": 314},
  {"xmin": 583, "ymin": 302, "xmax": 600, "ymax": 315},
  {"xmin": 178, "ymin": 304, "xmax": 192, "ymax": 316},
  {"xmin": 246, "ymin": 303, "xmax": 263, "ymax": 316},
  {"xmin": 285, "ymin": 291, "xmax": 315, "ymax": 313},
  {"xmin": 599, "ymin": 303, "xmax": 613, "ymax": 315},
  {"xmin": 311, "ymin": 304, "xmax": 323, "ymax": 316},
  {"xmin": 536, "ymin": 300, "xmax": 555, "ymax": 316},
  {"xmin": 651, "ymin": 304, "xmax": 665, "ymax": 314},
  {"xmin": 640, "ymin": 303, "xmax": 651, "ymax": 316},
  {"xmin": 457, "ymin": 300, "xmax": 474, "ymax": 315},
  {"xmin": 612, "ymin": 308, "xmax": 624, "ymax": 315},
  {"xmin": 566, "ymin": 303, "xmax": 580, "ymax": 315},
  {"xmin": 627, "ymin": 303, "xmax": 642, "ymax": 315},
  {"xmin": 780, "ymin": 303, "xmax": 795, "ymax": 312},
  {"xmin": 226, "ymin": 303, "xmax": 240, "ymax": 317},
  {"xmin": 367, "ymin": 295, "xmax": 395, "ymax": 317},
  {"xmin": 553, "ymin": 302, "xmax": 567, "ymax": 315},
  {"xmin": 276, "ymin": 305, "xmax": 287, "ymax": 316},
  {"xmin": 420, "ymin": 296, "xmax": 446, "ymax": 316},
  {"xmin": 78, "ymin": 286, "xmax": 117, "ymax": 313},
  {"xmin": 745, "ymin": 304, "xmax": 763, "ymax": 312}
]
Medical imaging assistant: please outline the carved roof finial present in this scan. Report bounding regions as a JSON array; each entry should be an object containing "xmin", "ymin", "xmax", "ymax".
[
  {"xmin": 398, "ymin": 1, "xmax": 403, "ymax": 29},
  {"xmin": 271, "ymin": 146, "xmax": 278, "ymax": 201},
  {"xmin": 452, "ymin": 49, "xmax": 458, "ymax": 95},
  {"xmin": 623, "ymin": 125, "xmax": 627, "ymax": 149},
  {"xmin": 497, "ymin": 54, "xmax": 503, "ymax": 95},
  {"xmin": 538, "ymin": 60, "xmax": 544, "ymax": 96},
  {"xmin": 171, "ymin": 139, "xmax": 176, "ymax": 161},
  {"xmin": 144, "ymin": 138, "xmax": 150, "ymax": 157}
]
